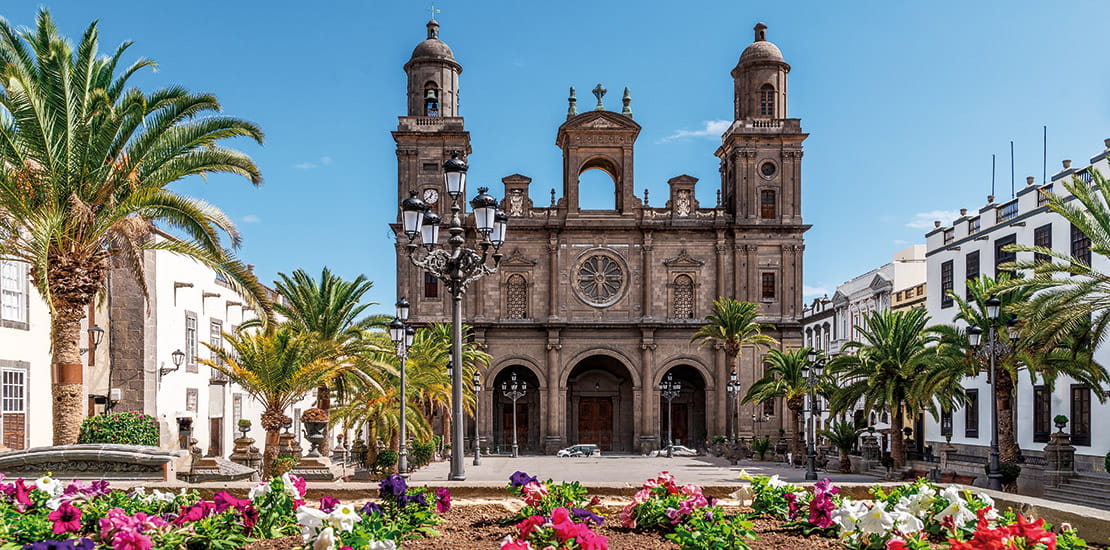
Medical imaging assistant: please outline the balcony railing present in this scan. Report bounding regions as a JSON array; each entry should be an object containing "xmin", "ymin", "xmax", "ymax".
[{"xmin": 997, "ymin": 200, "xmax": 1019, "ymax": 222}]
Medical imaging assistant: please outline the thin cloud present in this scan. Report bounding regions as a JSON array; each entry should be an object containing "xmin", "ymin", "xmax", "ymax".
[
  {"xmin": 906, "ymin": 210, "xmax": 961, "ymax": 230},
  {"xmin": 658, "ymin": 120, "xmax": 731, "ymax": 143},
  {"xmin": 803, "ymin": 285, "xmax": 831, "ymax": 298},
  {"xmin": 294, "ymin": 156, "xmax": 333, "ymax": 170},
  {"xmin": 242, "ymin": 214, "xmax": 261, "ymax": 223}
]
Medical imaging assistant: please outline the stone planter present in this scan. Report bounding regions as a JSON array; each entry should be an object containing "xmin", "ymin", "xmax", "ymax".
[{"xmin": 303, "ymin": 421, "xmax": 328, "ymax": 457}]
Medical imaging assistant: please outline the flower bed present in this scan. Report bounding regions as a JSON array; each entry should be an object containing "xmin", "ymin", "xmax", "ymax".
[{"xmin": 0, "ymin": 470, "xmax": 1104, "ymax": 549}]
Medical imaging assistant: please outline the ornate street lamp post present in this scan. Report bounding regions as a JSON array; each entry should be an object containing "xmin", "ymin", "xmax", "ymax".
[
  {"xmin": 389, "ymin": 299, "xmax": 414, "ymax": 477},
  {"xmin": 399, "ymin": 153, "xmax": 507, "ymax": 481},
  {"xmin": 726, "ymin": 370, "xmax": 740, "ymax": 442},
  {"xmin": 501, "ymin": 371, "xmax": 527, "ymax": 458},
  {"xmin": 966, "ymin": 297, "xmax": 1020, "ymax": 492},
  {"xmin": 802, "ymin": 348, "xmax": 824, "ymax": 481},
  {"xmin": 659, "ymin": 372, "xmax": 682, "ymax": 458},
  {"xmin": 472, "ymin": 371, "xmax": 482, "ymax": 466},
  {"xmin": 752, "ymin": 412, "xmax": 771, "ymax": 437}
]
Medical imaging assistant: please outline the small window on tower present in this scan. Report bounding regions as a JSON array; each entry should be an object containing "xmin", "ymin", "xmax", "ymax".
[
  {"xmin": 424, "ymin": 83, "xmax": 440, "ymax": 117},
  {"xmin": 424, "ymin": 272, "xmax": 439, "ymax": 299},
  {"xmin": 761, "ymin": 272, "xmax": 776, "ymax": 300},
  {"xmin": 760, "ymin": 190, "xmax": 776, "ymax": 219},
  {"xmin": 759, "ymin": 84, "xmax": 775, "ymax": 117}
]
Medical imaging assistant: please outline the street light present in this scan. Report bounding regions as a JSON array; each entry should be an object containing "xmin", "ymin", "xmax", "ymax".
[
  {"xmin": 726, "ymin": 370, "xmax": 740, "ymax": 442},
  {"xmin": 160, "ymin": 349, "xmax": 186, "ymax": 378},
  {"xmin": 399, "ymin": 153, "xmax": 506, "ymax": 481},
  {"xmin": 659, "ymin": 372, "xmax": 682, "ymax": 458},
  {"xmin": 501, "ymin": 371, "xmax": 527, "ymax": 458},
  {"xmin": 390, "ymin": 307, "xmax": 416, "ymax": 478},
  {"xmin": 802, "ymin": 348, "xmax": 824, "ymax": 481},
  {"xmin": 472, "ymin": 371, "xmax": 482, "ymax": 466},
  {"xmin": 88, "ymin": 325, "xmax": 104, "ymax": 348},
  {"xmin": 965, "ymin": 296, "xmax": 1019, "ymax": 492}
]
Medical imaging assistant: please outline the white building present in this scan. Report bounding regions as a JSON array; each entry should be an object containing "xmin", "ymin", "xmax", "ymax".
[
  {"xmin": 0, "ymin": 259, "xmax": 53, "ymax": 449},
  {"xmin": 801, "ymin": 245, "xmax": 927, "ymax": 448},
  {"xmin": 923, "ymin": 139, "xmax": 1110, "ymax": 473}
]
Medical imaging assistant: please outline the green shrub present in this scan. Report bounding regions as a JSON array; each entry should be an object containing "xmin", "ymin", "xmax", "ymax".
[
  {"xmin": 711, "ymin": 435, "xmax": 727, "ymax": 444},
  {"xmin": 751, "ymin": 437, "xmax": 772, "ymax": 460},
  {"xmin": 998, "ymin": 462, "xmax": 1021, "ymax": 484},
  {"xmin": 410, "ymin": 440, "xmax": 435, "ymax": 469},
  {"xmin": 274, "ymin": 456, "xmax": 299, "ymax": 476},
  {"xmin": 375, "ymin": 449, "xmax": 399, "ymax": 473},
  {"xmin": 77, "ymin": 411, "xmax": 159, "ymax": 446}
]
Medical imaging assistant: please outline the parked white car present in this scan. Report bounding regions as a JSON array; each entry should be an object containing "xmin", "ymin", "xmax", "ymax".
[
  {"xmin": 649, "ymin": 445, "xmax": 698, "ymax": 457},
  {"xmin": 556, "ymin": 444, "xmax": 601, "ymax": 457}
]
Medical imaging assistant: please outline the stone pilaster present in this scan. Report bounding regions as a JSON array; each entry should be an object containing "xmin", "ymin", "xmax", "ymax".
[{"xmin": 544, "ymin": 330, "xmax": 563, "ymax": 453}]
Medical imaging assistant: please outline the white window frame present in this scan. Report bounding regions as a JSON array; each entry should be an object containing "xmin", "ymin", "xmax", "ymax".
[
  {"xmin": 0, "ymin": 260, "xmax": 28, "ymax": 326},
  {"xmin": 2, "ymin": 368, "xmax": 26, "ymax": 414}
]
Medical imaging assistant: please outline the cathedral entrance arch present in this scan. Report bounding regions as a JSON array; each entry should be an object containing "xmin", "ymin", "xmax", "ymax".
[
  {"xmin": 566, "ymin": 355, "xmax": 635, "ymax": 452},
  {"xmin": 657, "ymin": 365, "xmax": 708, "ymax": 450},
  {"xmin": 492, "ymin": 367, "xmax": 542, "ymax": 454}
]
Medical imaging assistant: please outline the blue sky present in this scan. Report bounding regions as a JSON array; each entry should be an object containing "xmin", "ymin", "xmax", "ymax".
[{"xmin": 7, "ymin": 1, "xmax": 1110, "ymax": 310}]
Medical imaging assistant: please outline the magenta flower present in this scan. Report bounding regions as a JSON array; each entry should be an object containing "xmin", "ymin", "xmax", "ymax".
[
  {"xmin": 319, "ymin": 496, "xmax": 339, "ymax": 513},
  {"xmin": 14, "ymin": 478, "xmax": 33, "ymax": 507},
  {"xmin": 435, "ymin": 487, "xmax": 452, "ymax": 514},
  {"xmin": 112, "ymin": 529, "xmax": 153, "ymax": 550},
  {"xmin": 214, "ymin": 492, "xmax": 250, "ymax": 513},
  {"xmin": 47, "ymin": 502, "xmax": 82, "ymax": 534}
]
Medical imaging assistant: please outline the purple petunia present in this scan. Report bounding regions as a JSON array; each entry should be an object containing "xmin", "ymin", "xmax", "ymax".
[
  {"xmin": 509, "ymin": 471, "xmax": 538, "ymax": 489},
  {"xmin": 360, "ymin": 501, "xmax": 383, "ymax": 516},
  {"xmin": 378, "ymin": 475, "xmax": 407, "ymax": 500},
  {"xmin": 319, "ymin": 496, "xmax": 339, "ymax": 513},
  {"xmin": 570, "ymin": 507, "xmax": 604, "ymax": 526},
  {"xmin": 21, "ymin": 539, "xmax": 95, "ymax": 550}
]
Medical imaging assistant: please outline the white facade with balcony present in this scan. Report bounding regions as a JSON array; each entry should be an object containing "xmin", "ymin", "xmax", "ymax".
[{"xmin": 923, "ymin": 140, "xmax": 1110, "ymax": 472}]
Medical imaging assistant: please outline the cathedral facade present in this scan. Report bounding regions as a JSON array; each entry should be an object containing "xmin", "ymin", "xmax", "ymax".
[{"xmin": 394, "ymin": 20, "xmax": 808, "ymax": 454}]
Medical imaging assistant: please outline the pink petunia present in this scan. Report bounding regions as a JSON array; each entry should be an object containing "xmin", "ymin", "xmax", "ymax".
[
  {"xmin": 47, "ymin": 502, "xmax": 82, "ymax": 534},
  {"xmin": 500, "ymin": 536, "xmax": 534, "ymax": 550},
  {"xmin": 112, "ymin": 530, "xmax": 154, "ymax": 550}
]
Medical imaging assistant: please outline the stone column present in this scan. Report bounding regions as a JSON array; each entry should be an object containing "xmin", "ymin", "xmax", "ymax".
[
  {"xmin": 713, "ymin": 344, "xmax": 727, "ymax": 437},
  {"xmin": 745, "ymin": 245, "xmax": 758, "ymax": 303},
  {"xmin": 642, "ymin": 232, "xmax": 654, "ymax": 319},
  {"xmin": 715, "ymin": 233, "xmax": 727, "ymax": 300},
  {"xmin": 639, "ymin": 337, "xmax": 658, "ymax": 454},
  {"xmin": 544, "ymin": 331, "xmax": 563, "ymax": 454},
  {"xmin": 547, "ymin": 234, "xmax": 560, "ymax": 321}
]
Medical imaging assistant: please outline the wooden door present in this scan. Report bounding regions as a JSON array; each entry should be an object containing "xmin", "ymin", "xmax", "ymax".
[
  {"xmin": 502, "ymin": 404, "xmax": 528, "ymax": 450},
  {"xmin": 578, "ymin": 397, "xmax": 613, "ymax": 450},
  {"xmin": 209, "ymin": 418, "xmax": 222, "ymax": 456},
  {"xmin": 661, "ymin": 403, "xmax": 688, "ymax": 446}
]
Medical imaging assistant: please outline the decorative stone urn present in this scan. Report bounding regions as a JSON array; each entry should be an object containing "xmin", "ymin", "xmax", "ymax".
[{"xmin": 303, "ymin": 422, "xmax": 327, "ymax": 457}]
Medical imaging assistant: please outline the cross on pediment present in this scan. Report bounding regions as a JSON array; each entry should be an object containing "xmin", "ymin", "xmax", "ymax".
[{"xmin": 592, "ymin": 83, "xmax": 607, "ymax": 110}]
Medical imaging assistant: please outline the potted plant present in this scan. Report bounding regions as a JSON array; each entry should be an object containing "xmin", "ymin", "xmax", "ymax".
[
  {"xmin": 752, "ymin": 436, "xmax": 772, "ymax": 461},
  {"xmin": 1054, "ymin": 414, "xmax": 1068, "ymax": 432},
  {"xmin": 998, "ymin": 462, "xmax": 1021, "ymax": 492},
  {"xmin": 880, "ymin": 454, "xmax": 894, "ymax": 478}
]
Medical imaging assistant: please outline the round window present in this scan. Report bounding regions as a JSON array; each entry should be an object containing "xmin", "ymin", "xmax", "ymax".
[
  {"xmin": 760, "ymin": 162, "xmax": 776, "ymax": 178},
  {"xmin": 575, "ymin": 253, "xmax": 626, "ymax": 307}
]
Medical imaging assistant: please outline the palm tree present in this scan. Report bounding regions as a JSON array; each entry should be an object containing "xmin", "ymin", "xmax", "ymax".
[
  {"xmin": 204, "ymin": 327, "xmax": 341, "ymax": 477},
  {"xmin": 1004, "ymin": 168, "xmax": 1110, "ymax": 349},
  {"xmin": 270, "ymin": 268, "xmax": 384, "ymax": 453},
  {"xmin": 948, "ymin": 275, "xmax": 1109, "ymax": 464},
  {"xmin": 826, "ymin": 309, "xmax": 953, "ymax": 469},
  {"xmin": 692, "ymin": 299, "xmax": 779, "ymax": 432},
  {"xmin": 0, "ymin": 10, "xmax": 267, "ymax": 444},
  {"xmin": 743, "ymin": 348, "xmax": 814, "ymax": 465},
  {"xmin": 819, "ymin": 421, "xmax": 864, "ymax": 474}
]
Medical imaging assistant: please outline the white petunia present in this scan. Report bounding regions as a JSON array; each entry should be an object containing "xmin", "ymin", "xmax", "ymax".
[
  {"xmin": 281, "ymin": 473, "xmax": 301, "ymax": 499},
  {"xmin": 766, "ymin": 474, "xmax": 786, "ymax": 489},
  {"xmin": 366, "ymin": 541, "xmax": 396, "ymax": 550},
  {"xmin": 890, "ymin": 509, "xmax": 924, "ymax": 533},
  {"xmin": 151, "ymin": 489, "xmax": 177, "ymax": 503},
  {"xmin": 857, "ymin": 505, "xmax": 895, "ymax": 535},
  {"xmin": 35, "ymin": 476, "xmax": 62, "ymax": 497},
  {"xmin": 45, "ymin": 497, "xmax": 62, "ymax": 510},
  {"xmin": 934, "ymin": 498, "xmax": 975, "ymax": 528},
  {"xmin": 327, "ymin": 503, "xmax": 361, "ymax": 533},
  {"xmin": 831, "ymin": 498, "xmax": 867, "ymax": 534},
  {"xmin": 729, "ymin": 485, "xmax": 753, "ymax": 504},
  {"xmin": 248, "ymin": 482, "xmax": 272, "ymax": 502},
  {"xmin": 297, "ymin": 506, "xmax": 329, "ymax": 543},
  {"xmin": 312, "ymin": 527, "xmax": 337, "ymax": 550}
]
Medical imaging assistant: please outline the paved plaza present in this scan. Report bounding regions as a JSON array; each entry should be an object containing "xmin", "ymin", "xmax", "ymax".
[{"xmin": 406, "ymin": 454, "xmax": 880, "ymax": 485}]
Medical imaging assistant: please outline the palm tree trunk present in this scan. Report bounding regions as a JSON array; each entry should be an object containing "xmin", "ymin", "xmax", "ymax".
[
  {"xmin": 890, "ymin": 409, "xmax": 906, "ymax": 469},
  {"xmin": 787, "ymin": 397, "xmax": 804, "ymax": 466},
  {"xmin": 260, "ymin": 408, "xmax": 286, "ymax": 478},
  {"xmin": 50, "ymin": 311, "xmax": 86, "ymax": 445},
  {"xmin": 995, "ymin": 369, "xmax": 1019, "ymax": 465},
  {"xmin": 840, "ymin": 450, "xmax": 851, "ymax": 473}
]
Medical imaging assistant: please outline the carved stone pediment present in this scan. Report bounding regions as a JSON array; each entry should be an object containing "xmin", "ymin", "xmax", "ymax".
[
  {"xmin": 501, "ymin": 249, "xmax": 538, "ymax": 267},
  {"xmin": 662, "ymin": 249, "xmax": 706, "ymax": 268}
]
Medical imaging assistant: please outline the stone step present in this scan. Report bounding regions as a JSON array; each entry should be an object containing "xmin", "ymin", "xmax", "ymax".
[
  {"xmin": 1071, "ymin": 473, "xmax": 1110, "ymax": 489},
  {"xmin": 1042, "ymin": 488, "xmax": 1110, "ymax": 510},
  {"xmin": 1055, "ymin": 481, "xmax": 1110, "ymax": 499}
]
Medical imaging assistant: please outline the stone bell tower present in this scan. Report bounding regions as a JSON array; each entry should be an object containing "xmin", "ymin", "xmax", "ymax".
[{"xmin": 394, "ymin": 18, "xmax": 471, "ymax": 320}]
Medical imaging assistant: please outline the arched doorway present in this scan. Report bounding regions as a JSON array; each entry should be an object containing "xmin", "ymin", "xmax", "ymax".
[
  {"xmin": 658, "ymin": 365, "xmax": 708, "ymax": 450},
  {"xmin": 566, "ymin": 355, "xmax": 635, "ymax": 452},
  {"xmin": 492, "ymin": 367, "xmax": 542, "ymax": 454}
]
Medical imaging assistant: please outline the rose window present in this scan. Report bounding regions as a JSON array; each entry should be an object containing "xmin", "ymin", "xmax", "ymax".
[{"xmin": 577, "ymin": 254, "xmax": 625, "ymax": 306}]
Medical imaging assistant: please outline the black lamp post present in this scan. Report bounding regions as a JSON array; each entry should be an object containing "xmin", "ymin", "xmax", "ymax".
[
  {"xmin": 725, "ymin": 370, "xmax": 740, "ymax": 442},
  {"xmin": 472, "ymin": 371, "xmax": 482, "ymax": 466},
  {"xmin": 501, "ymin": 371, "xmax": 527, "ymax": 458},
  {"xmin": 160, "ymin": 349, "xmax": 186, "ymax": 378},
  {"xmin": 399, "ymin": 153, "xmax": 507, "ymax": 481},
  {"xmin": 390, "ymin": 298, "xmax": 414, "ymax": 477},
  {"xmin": 659, "ymin": 372, "xmax": 682, "ymax": 458},
  {"xmin": 752, "ymin": 412, "xmax": 772, "ymax": 436},
  {"xmin": 966, "ymin": 297, "xmax": 1020, "ymax": 492},
  {"xmin": 802, "ymin": 348, "xmax": 824, "ymax": 481}
]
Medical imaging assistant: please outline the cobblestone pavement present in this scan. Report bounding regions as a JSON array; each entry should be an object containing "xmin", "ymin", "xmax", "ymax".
[{"xmin": 405, "ymin": 454, "xmax": 880, "ymax": 485}]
